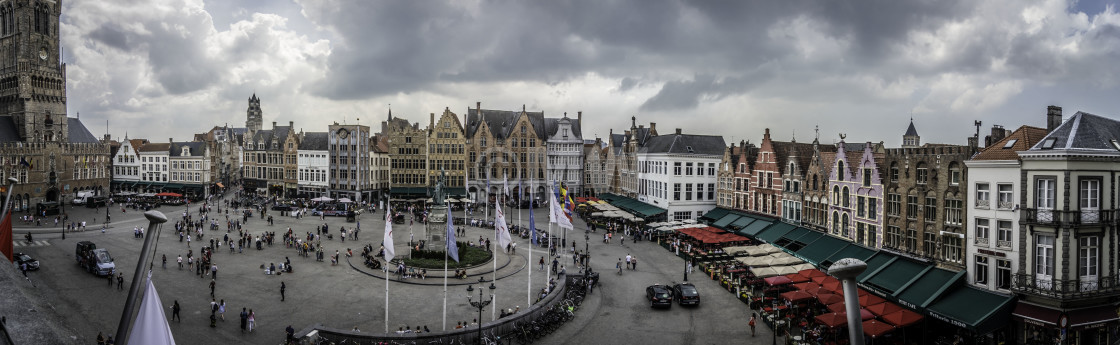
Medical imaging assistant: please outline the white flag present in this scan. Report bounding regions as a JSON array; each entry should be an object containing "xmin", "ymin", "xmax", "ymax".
[
  {"xmin": 503, "ymin": 174, "xmax": 510, "ymax": 197},
  {"xmin": 495, "ymin": 203, "xmax": 512, "ymax": 252},
  {"xmin": 384, "ymin": 210, "xmax": 395, "ymax": 262},
  {"xmin": 550, "ymin": 184, "xmax": 573, "ymax": 230},
  {"xmin": 128, "ymin": 275, "xmax": 176, "ymax": 345}
]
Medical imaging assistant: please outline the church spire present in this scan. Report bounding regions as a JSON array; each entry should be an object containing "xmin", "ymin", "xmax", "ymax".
[{"xmin": 902, "ymin": 117, "xmax": 920, "ymax": 148}]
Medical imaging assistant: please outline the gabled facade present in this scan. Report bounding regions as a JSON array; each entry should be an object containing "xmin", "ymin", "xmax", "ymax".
[
  {"xmin": 112, "ymin": 137, "xmax": 147, "ymax": 191},
  {"xmin": 802, "ymin": 140, "xmax": 836, "ymax": 231},
  {"xmin": 428, "ymin": 109, "xmax": 466, "ymax": 194},
  {"xmin": 383, "ymin": 110, "xmax": 428, "ymax": 194},
  {"xmin": 369, "ymin": 134, "xmax": 390, "ymax": 202},
  {"xmin": 242, "ymin": 121, "xmax": 297, "ymax": 197},
  {"xmin": 546, "ymin": 113, "xmax": 584, "ymax": 195},
  {"xmin": 583, "ymin": 137, "xmax": 608, "ymax": 197},
  {"xmin": 464, "ymin": 103, "xmax": 548, "ymax": 202},
  {"xmin": 636, "ymin": 129, "xmax": 724, "ymax": 221},
  {"xmin": 825, "ymin": 139, "xmax": 885, "ymax": 248}
]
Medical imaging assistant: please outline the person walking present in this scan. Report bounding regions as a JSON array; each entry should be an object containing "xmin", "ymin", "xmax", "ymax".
[
  {"xmin": 162, "ymin": 254, "xmax": 167, "ymax": 269},
  {"xmin": 280, "ymin": 281, "xmax": 285, "ymax": 301},
  {"xmin": 171, "ymin": 300, "xmax": 181, "ymax": 322},
  {"xmin": 749, "ymin": 313, "xmax": 757, "ymax": 336},
  {"xmin": 218, "ymin": 299, "xmax": 226, "ymax": 321},
  {"xmin": 209, "ymin": 279, "xmax": 216, "ymax": 297},
  {"xmin": 211, "ymin": 264, "xmax": 218, "ymax": 280},
  {"xmin": 239, "ymin": 308, "xmax": 248, "ymax": 333},
  {"xmin": 616, "ymin": 258, "xmax": 622, "ymax": 274},
  {"xmin": 625, "ymin": 254, "xmax": 632, "ymax": 269},
  {"xmin": 177, "ymin": 255, "xmax": 183, "ymax": 270},
  {"xmin": 247, "ymin": 310, "xmax": 255, "ymax": 333},
  {"xmin": 538, "ymin": 257, "xmax": 545, "ymax": 271},
  {"xmin": 116, "ymin": 273, "xmax": 124, "ymax": 290},
  {"xmin": 631, "ymin": 257, "xmax": 638, "ymax": 270}
]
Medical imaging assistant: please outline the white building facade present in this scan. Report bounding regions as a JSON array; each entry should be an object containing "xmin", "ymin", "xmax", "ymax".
[
  {"xmin": 636, "ymin": 131, "xmax": 725, "ymax": 221},
  {"xmin": 298, "ymin": 132, "xmax": 329, "ymax": 198},
  {"xmin": 169, "ymin": 142, "xmax": 210, "ymax": 198},
  {"xmin": 546, "ymin": 114, "xmax": 584, "ymax": 195},
  {"xmin": 112, "ymin": 138, "xmax": 145, "ymax": 192},
  {"xmin": 138, "ymin": 143, "xmax": 170, "ymax": 192}
]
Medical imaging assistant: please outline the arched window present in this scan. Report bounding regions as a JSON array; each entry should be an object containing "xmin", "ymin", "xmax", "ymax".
[
  {"xmin": 832, "ymin": 211, "xmax": 839, "ymax": 234},
  {"xmin": 812, "ymin": 175, "xmax": 818, "ymax": 190},
  {"xmin": 842, "ymin": 187, "xmax": 850, "ymax": 207},
  {"xmin": 837, "ymin": 160, "xmax": 845, "ymax": 180},
  {"xmin": 841, "ymin": 213, "xmax": 849, "ymax": 237},
  {"xmin": 832, "ymin": 186, "xmax": 840, "ymax": 204}
]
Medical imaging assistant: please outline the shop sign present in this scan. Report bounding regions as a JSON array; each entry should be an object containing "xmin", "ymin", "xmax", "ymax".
[{"xmin": 929, "ymin": 311, "xmax": 968, "ymax": 329}]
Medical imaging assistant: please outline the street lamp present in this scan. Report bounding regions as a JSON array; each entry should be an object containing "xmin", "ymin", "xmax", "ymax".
[
  {"xmin": 771, "ymin": 300, "xmax": 780, "ymax": 345},
  {"xmin": 466, "ymin": 281, "xmax": 496, "ymax": 345}
]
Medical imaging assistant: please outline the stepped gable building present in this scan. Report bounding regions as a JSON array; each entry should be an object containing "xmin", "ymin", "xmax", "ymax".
[
  {"xmin": 825, "ymin": 138, "xmax": 885, "ymax": 248},
  {"xmin": 196, "ymin": 125, "xmax": 246, "ymax": 192},
  {"xmin": 617, "ymin": 118, "xmax": 656, "ymax": 198},
  {"xmin": 427, "ymin": 108, "xmax": 466, "ymax": 196},
  {"xmin": 606, "ymin": 132, "xmax": 625, "ymax": 194},
  {"xmin": 464, "ymin": 103, "xmax": 547, "ymax": 202},
  {"xmin": 369, "ymin": 133, "xmax": 390, "ymax": 202},
  {"xmin": 582, "ymin": 137, "xmax": 608, "ymax": 197},
  {"xmin": 882, "ymin": 119, "xmax": 977, "ymax": 270},
  {"xmin": 0, "ymin": 0, "xmax": 108, "ymax": 208},
  {"xmin": 1008, "ymin": 108, "xmax": 1120, "ymax": 343},
  {"xmin": 728, "ymin": 140, "xmax": 759, "ymax": 212},
  {"xmin": 545, "ymin": 112, "xmax": 584, "ymax": 195},
  {"xmin": 297, "ymin": 131, "xmax": 328, "ymax": 198},
  {"xmin": 383, "ymin": 109, "xmax": 429, "ymax": 197},
  {"xmin": 716, "ymin": 141, "xmax": 748, "ymax": 210},
  {"xmin": 801, "ymin": 136, "xmax": 838, "ymax": 231}
]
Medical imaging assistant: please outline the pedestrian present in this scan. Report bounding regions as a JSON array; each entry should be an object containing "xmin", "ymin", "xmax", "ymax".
[
  {"xmin": 239, "ymin": 308, "xmax": 248, "ymax": 332},
  {"xmin": 211, "ymin": 264, "xmax": 218, "ymax": 280},
  {"xmin": 177, "ymin": 255, "xmax": 183, "ymax": 270},
  {"xmin": 209, "ymin": 279, "xmax": 216, "ymax": 297},
  {"xmin": 632, "ymin": 257, "xmax": 638, "ymax": 270},
  {"xmin": 96, "ymin": 331, "xmax": 105, "ymax": 345},
  {"xmin": 280, "ymin": 281, "xmax": 285, "ymax": 301},
  {"xmin": 749, "ymin": 313, "xmax": 757, "ymax": 336},
  {"xmin": 218, "ymin": 299, "xmax": 226, "ymax": 321},
  {"xmin": 538, "ymin": 257, "xmax": 545, "ymax": 271},
  {"xmin": 161, "ymin": 254, "xmax": 167, "ymax": 269},
  {"xmin": 616, "ymin": 258, "xmax": 622, "ymax": 274},
  {"xmin": 625, "ymin": 254, "xmax": 632, "ymax": 269},
  {"xmin": 107, "ymin": 271, "xmax": 113, "ymax": 287},
  {"xmin": 171, "ymin": 300, "xmax": 181, "ymax": 322},
  {"xmin": 248, "ymin": 309, "xmax": 255, "ymax": 332},
  {"xmin": 116, "ymin": 272, "xmax": 124, "ymax": 290}
]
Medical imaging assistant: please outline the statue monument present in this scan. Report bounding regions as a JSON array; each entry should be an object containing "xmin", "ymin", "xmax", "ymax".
[{"xmin": 426, "ymin": 169, "xmax": 449, "ymax": 244}]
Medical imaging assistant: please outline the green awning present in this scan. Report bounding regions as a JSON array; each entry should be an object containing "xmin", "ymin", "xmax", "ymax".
[
  {"xmin": 729, "ymin": 217, "xmax": 755, "ymax": 230},
  {"xmin": 823, "ymin": 244, "xmax": 876, "ymax": 268},
  {"xmin": 164, "ymin": 184, "xmax": 184, "ymax": 189},
  {"xmin": 856, "ymin": 252, "xmax": 897, "ymax": 281},
  {"xmin": 391, "ymin": 187, "xmax": 429, "ymax": 196},
  {"xmin": 756, "ymin": 222, "xmax": 797, "ymax": 243},
  {"xmin": 896, "ymin": 268, "xmax": 961, "ymax": 308},
  {"xmin": 926, "ymin": 286, "xmax": 1015, "ymax": 334},
  {"xmin": 794, "ymin": 235, "xmax": 847, "ymax": 266},
  {"xmin": 864, "ymin": 257, "xmax": 926, "ymax": 294},
  {"xmin": 740, "ymin": 219, "xmax": 775, "ymax": 237},
  {"xmin": 779, "ymin": 227, "xmax": 810, "ymax": 242},
  {"xmin": 600, "ymin": 194, "xmax": 666, "ymax": 218},
  {"xmin": 713, "ymin": 215, "xmax": 740, "ymax": 228},
  {"xmin": 701, "ymin": 207, "xmax": 730, "ymax": 222}
]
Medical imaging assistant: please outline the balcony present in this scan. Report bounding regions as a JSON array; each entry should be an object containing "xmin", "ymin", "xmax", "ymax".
[
  {"xmin": 975, "ymin": 199, "xmax": 990, "ymax": 208},
  {"xmin": 1022, "ymin": 208, "xmax": 1114, "ymax": 227},
  {"xmin": 1012, "ymin": 274, "xmax": 1120, "ymax": 300},
  {"xmin": 996, "ymin": 240, "xmax": 1012, "ymax": 249},
  {"xmin": 974, "ymin": 237, "xmax": 989, "ymax": 246}
]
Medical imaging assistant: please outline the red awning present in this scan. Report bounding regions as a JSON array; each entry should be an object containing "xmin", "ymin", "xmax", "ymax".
[
  {"xmin": 793, "ymin": 282, "xmax": 818, "ymax": 291},
  {"xmin": 785, "ymin": 273, "xmax": 811, "ymax": 284},
  {"xmin": 826, "ymin": 302, "xmax": 847, "ymax": 313},
  {"xmin": 1070, "ymin": 305, "xmax": 1120, "ymax": 330},
  {"xmin": 1012, "ymin": 302, "xmax": 1060, "ymax": 326},
  {"xmin": 799, "ymin": 268, "xmax": 827, "ymax": 278},
  {"xmin": 781, "ymin": 290, "xmax": 814, "ymax": 303},
  {"xmin": 882, "ymin": 309, "xmax": 925, "ymax": 328},
  {"xmin": 817, "ymin": 293, "xmax": 844, "ymax": 305},
  {"xmin": 863, "ymin": 320, "xmax": 896, "ymax": 338},
  {"xmin": 764, "ymin": 276, "xmax": 793, "ymax": 286},
  {"xmin": 859, "ymin": 294, "xmax": 886, "ymax": 307},
  {"xmin": 815, "ymin": 312, "xmax": 848, "ymax": 328},
  {"xmin": 866, "ymin": 301, "xmax": 905, "ymax": 317},
  {"xmin": 812, "ymin": 275, "xmax": 839, "ymax": 285}
]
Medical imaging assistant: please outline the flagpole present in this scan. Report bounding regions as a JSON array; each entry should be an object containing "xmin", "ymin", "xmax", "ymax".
[
  {"xmin": 443, "ymin": 233, "xmax": 448, "ymax": 331},
  {"xmin": 546, "ymin": 181, "xmax": 553, "ymax": 288},
  {"xmin": 527, "ymin": 175, "xmax": 532, "ymax": 307}
]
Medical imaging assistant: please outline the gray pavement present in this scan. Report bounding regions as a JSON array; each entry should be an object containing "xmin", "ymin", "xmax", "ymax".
[{"xmin": 5, "ymin": 195, "xmax": 773, "ymax": 344}]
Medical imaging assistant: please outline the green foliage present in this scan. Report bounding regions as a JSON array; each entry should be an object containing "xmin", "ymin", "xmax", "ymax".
[{"xmin": 402, "ymin": 242, "xmax": 492, "ymax": 268}]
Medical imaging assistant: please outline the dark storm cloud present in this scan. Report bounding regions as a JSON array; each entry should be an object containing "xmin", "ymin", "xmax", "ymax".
[
  {"xmin": 88, "ymin": 24, "xmax": 131, "ymax": 51},
  {"xmin": 302, "ymin": 0, "xmax": 981, "ymax": 109}
]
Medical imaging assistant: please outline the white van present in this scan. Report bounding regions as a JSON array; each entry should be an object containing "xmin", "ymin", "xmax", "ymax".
[{"xmin": 71, "ymin": 191, "xmax": 94, "ymax": 205}]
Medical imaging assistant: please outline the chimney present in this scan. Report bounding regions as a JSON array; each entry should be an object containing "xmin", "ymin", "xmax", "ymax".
[
  {"xmin": 169, "ymin": 138, "xmax": 173, "ymax": 144},
  {"xmin": 1047, "ymin": 105, "xmax": 1062, "ymax": 132},
  {"xmin": 578, "ymin": 111, "xmax": 582, "ymax": 124},
  {"xmin": 430, "ymin": 113, "xmax": 435, "ymax": 127},
  {"xmin": 631, "ymin": 116, "xmax": 636, "ymax": 128},
  {"xmin": 675, "ymin": 128, "xmax": 681, "ymax": 135},
  {"xmin": 476, "ymin": 101, "xmax": 481, "ymax": 112},
  {"xmin": 289, "ymin": 121, "xmax": 293, "ymax": 128},
  {"xmin": 272, "ymin": 121, "xmax": 277, "ymax": 129},
  {"xmin": 649, "ymin": 122, "xmax": 656, "ymax": 133}
]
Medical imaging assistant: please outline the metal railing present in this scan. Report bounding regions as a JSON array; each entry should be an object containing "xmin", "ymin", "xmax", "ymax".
[
  {"xmin": 975, "ymin": 200, "xmax": 989, "ymax": 208},
  {"xmin": 996, "ymin": 240, "xmax": 1012, "ymax": 249},
  {"xmin": 1022, "ymin": 208, "xmax": 1114, "ymax": 226},
  {"xmin": 1012, "ymin": 274, "xmax": 1120, "ymax": 300},
  {"xmin": 974, "ymin": 237, "xmax": 989, "ymax": 246}
]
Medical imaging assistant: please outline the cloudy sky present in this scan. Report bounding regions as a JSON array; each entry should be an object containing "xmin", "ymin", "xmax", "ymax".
[{"xmin": 62, "ymin": 0, "xmax": 1120, "ymax": 147}]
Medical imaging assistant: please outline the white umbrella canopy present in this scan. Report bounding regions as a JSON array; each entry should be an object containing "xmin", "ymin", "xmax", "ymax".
[
  {"xmin": 311, "ymin": 196, "xmax": 333, "ymax": 202},
  {"xmin": 750, "ymin": 266, "xmax": 781, "ymax": 278},
  {"xmin": 338, "ymin": 197, "xmax": 353, "ymax": 203},
  {"xmin": 772, "ymin": 265, "xmax": 801, "ymax": 276},
  {"xmin": 723, "ymin": 246, "xmax": 752, "ymax": 256}
]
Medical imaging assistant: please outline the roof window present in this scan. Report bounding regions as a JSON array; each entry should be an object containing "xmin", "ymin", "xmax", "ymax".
[
  {"xmin": 1002, "ymin": 139, "xmax": 1017, "ymax": 149},
  {"xmin": 686, "ymin": 146, "xmax": 694, "ymax": 153},
  {"xmin": 1041, "ymin": 138, "xmax": 1057, "ymax": 149}
]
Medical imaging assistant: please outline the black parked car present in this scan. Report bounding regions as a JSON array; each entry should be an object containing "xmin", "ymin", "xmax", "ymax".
[
  {"xmin": 672, "ymin": 282, "xmax": 700, "ymax": 306},
  {"xmin": 646, "ymin": 284, "xmax": 673, "ymax": 308},
  {"xmin": 15, "ymin": 252, "xmax": 39, "ymax": 271}
]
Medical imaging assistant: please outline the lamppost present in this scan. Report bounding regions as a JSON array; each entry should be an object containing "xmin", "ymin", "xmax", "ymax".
[
  {"xmin": 466, "ymin": 280, "xmax": 495, "ymax": 345},
  {"xmin": 771, "ymin": 299, "xmax": 781, "ymax": 345}
]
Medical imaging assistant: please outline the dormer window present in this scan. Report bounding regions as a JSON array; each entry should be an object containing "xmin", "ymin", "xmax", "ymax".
[
  {"xmin": 1041, "ymin": 138, "xmax": 1057, "ymax": 149},
  {"xmin": 182, "ymin": 147, "xmax": 190, "ymax": 156}
]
